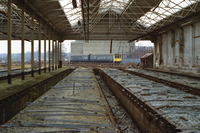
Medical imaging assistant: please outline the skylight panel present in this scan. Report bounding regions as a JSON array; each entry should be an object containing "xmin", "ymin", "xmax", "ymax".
[
  {"xmin": 59, "ymin": 0, "xmax": 82, "ymax": 27},
  {"xmin": 99, "ymin": 0, "xmax": 130, "ymax": 13},
  {"xmin": 136, "ymin": 0, "xmax": 197, "ymax": 27}
]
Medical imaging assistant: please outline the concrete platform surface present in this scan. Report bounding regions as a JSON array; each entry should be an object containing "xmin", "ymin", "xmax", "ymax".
[{"xmin": 0, "ymin": 68, "xmax": 118, "ymax": 133}]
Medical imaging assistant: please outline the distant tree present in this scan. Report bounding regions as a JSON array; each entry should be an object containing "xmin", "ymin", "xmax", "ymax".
[{"xmin": 61, "ymin": 44, "xmax": 68, "ymax": 61}]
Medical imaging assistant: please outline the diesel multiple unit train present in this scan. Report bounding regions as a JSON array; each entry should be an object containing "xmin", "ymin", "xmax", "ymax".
[{"xmin": 70, "ymin": 54, "xmax": 122, "ymax": 63}]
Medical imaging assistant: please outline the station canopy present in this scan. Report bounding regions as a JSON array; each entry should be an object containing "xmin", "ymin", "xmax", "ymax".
[{"xmin": 0, "ymin": 0, "xmax": 200, "ymax": 41}]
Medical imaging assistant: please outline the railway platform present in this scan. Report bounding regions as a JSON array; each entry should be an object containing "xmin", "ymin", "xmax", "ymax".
[
  {"xmin": 0, "ymin": 68, "xmax": 69, "ymax": 100},
  {"xmin": 2, "ymin": 66, "xmax": 200, "ymax": 133},
  {"xmin": 0, "ymin": 68, "xmax": 119, "ymax": 133}
]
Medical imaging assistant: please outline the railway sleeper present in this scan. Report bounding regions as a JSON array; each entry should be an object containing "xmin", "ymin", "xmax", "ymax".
[
  {"xmin": 99, "ymin": 69, "xmax": 179, "ymax": 133},
  {"xmin": 0, "ymin": 69, "xmax": 74, "ymax": 125},
  {"xmin": 122, "ymin": 69, "xmax": 200, "ymax": 97}
]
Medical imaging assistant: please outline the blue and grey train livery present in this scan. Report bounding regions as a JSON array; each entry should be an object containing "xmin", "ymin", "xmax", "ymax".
[{"xmin": 70, "ymin": 54, "xmax": 122, "ymax": 63}]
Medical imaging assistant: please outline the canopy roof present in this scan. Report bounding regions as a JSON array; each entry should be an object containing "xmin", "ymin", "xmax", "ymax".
[{"xmin": 0, "ymin": 0, "xmax": 200, "ymax": 41}]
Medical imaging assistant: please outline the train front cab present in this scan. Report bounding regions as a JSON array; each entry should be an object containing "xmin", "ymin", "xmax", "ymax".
[{"xmin": 114, "ymin": 54, "xmax": 122, "ymax": 63}]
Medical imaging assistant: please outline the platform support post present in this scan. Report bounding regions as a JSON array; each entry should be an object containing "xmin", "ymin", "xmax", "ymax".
[
  {"xmin": 52, "ymin": 33, "xmax": 55, "ymax": 71},
  {"xmin": 48, "ymin": 28, "xmax": 51, "ymax": 72},
  {"xmin": 31, "ymin": 13, "xmax": 35, "ymax": 77},
  {"xmin": 38, "ymin": 19, "xmax": 41, "ymax": 75},
  {"xmin": 192, "ymin": 25, "xmax": 195, "ymax": 67},
  {"xmin": 55, "ymin": 39, "xmax": 58, "ymax": 70},
  {"xmin": 44, "ymin": 24, "xmax": 47, "ymax": 73},
  {"xmin": 59, "ymin": 42, "xmax": 62, "ymax": 68},
  {"xmin": 21, "ymin": 5, "xmax": 25, "ymax": 80},
  {"xmin": 110, "ymin": 38, "xmax": 112, "ymax": 54},
  {"xmin": 7, "ymin": 0, "xmax": 12, "ymax": 84}
]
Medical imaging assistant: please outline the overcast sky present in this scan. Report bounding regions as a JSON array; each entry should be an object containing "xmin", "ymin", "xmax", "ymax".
[
  {"xmin": 135, "ymin": 40, "xmax": 153, "ymax": 46},
  {"xmin": 0, "ymin": 40, "xmax": 73, "ymax": 54},
  {"xmin": 0, "ymin": 40, "xmax": 153, "ymax": 54}
]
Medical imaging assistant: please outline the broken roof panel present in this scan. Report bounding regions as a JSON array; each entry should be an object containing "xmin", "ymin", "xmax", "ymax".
[
  {"xmin": 99, "ymin": 0, "xmax": 130, "ymax": 13},
  {"xmin": 0, "ymin": 0, "xmax": 200, "ymax": 41},
  {"xmin": 59, "ymin": 0, "xmax": 82, "ymax": 27},
  {"xmin": 137, "ymin": 0, "xmax": 197, "ymax": 27}
]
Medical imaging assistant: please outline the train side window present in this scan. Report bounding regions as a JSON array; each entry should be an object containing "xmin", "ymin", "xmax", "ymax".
[{"xmin": 115, "ymin": 55, "xmax": 119, "ymax": 58}]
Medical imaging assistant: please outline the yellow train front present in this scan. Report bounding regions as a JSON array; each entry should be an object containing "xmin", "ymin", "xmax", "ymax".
[{"xmin": 113, "ymin": 54, "xmax": 122, "ymax": 63}]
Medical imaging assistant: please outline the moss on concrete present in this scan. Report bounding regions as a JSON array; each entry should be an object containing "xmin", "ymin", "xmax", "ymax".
[{"xmin": 0, "ymin": 67, "xmax": 69, "ymax": 99}]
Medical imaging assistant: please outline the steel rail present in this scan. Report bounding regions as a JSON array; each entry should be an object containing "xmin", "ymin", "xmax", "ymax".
[
  {"xmin": 99, "ymin": 69, "xmax": 178, "ymax": 133},
  {"xmin": 122, "ymin": 69, "xmax": 200, "ymax": 96},
  {"xmin": 0, "ymin": 68, "xmax": 44, "ymax": 81}
]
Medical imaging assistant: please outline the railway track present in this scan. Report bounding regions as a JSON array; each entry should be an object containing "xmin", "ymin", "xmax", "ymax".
[
  {"xmin": 100, "ymin": 68, "xmax": 200, "ymax": 133},
  {"xmin": 0, "ymin": 69, "xmax": 74, "ymax": 125},
  {"xmin": 0, "ymin": 68, "xmax": 31, "ymax": 76},
  {"xmin": 1, "ymin": 67, "xmax": 199, "ymax": 132},
  {"xmin": 127, "ymin": 68, "xmax": 200, "ymax": 88},
  {"xmin": 0, "ymin": 68, "xmax": 42, "ymax": 81},
  {"xmin": 96, "ymin": 75, "xmax": 140, "ymax": 133},
  {"xmin": 123, "ymin": 68, "xmax": 200, "ymax": 96},
  {"xmin": 67, "ymin": 62, "xmax": 124, "ymax": 69},
  {"xmin": 0, "ymin": 68, "xmax": 138, "ymax": 133}
]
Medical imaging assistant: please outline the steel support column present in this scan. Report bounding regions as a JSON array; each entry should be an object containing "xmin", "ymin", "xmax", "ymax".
[
  {"xmin": 48, "ymin": 28, "xmax": 51, "ymax": 72},
  {"xmin": 57, "ymin": 40, "xmax": 59, "ymax": 69},
  {"xmin": 21, "ymin": 5, "xmax": 25, "ymax": 80},
  {"xmin": 57, "ymin": 40, "xmax": 60, "ymax": 69},
  {"xmin": 31, "ymin": 13, "xmax": 35, "ymax": 77},
  {"xmin": 158, "ymin": 35, "xmax": 163, "ymax": 65},
  {"xmin": 7, "ymin": 0, "xmax": 12, "ymax": 84},
  {"xmin": 179, "ymin": 28, "xmax": 184, "ymax": 66},
  {"xmin": 58, "ymin": 41, "xmax": 62, "ymax": 68},
  {"xmin": 87, "ymin": 0, "xmax": 89, "ymax": 40},
  {"xmin": 153, "ymin": 40, "xmax": 157, "ymax": 68},
  {"xmin": 38, "ymin": 19, "xmax": 41, "ymax": 75},
  {"xmin": 58, "ymin": 41, "xmax": 61, "ymax": 68},
  {"xmin": 55, "ymin": 38, "xmax": 58, "ymax": 70},
  {"xmin": 52, "ymin": 33, "xmax": 55, "ymax": 71},
  {"xmin": 165, "ymin": 33, "xmax": 169, "ymax": 66},
  {"xmin": 171, "ymin": 30, "xmax": 175, "ymax": 66},
  {"xmin": 192, "ymin": 25, "xmax": 195, "ymax": 67},
  {"xmin": 110, "ymin": 39, "xmax": 112, "ymax": 54},
  {"xmin": 44, "ymin": 24, "xmax": 47, "ymax": 73},
  {"xmin": 58, "ymin": 41, "xmax": 60, "ymax": 68}
]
